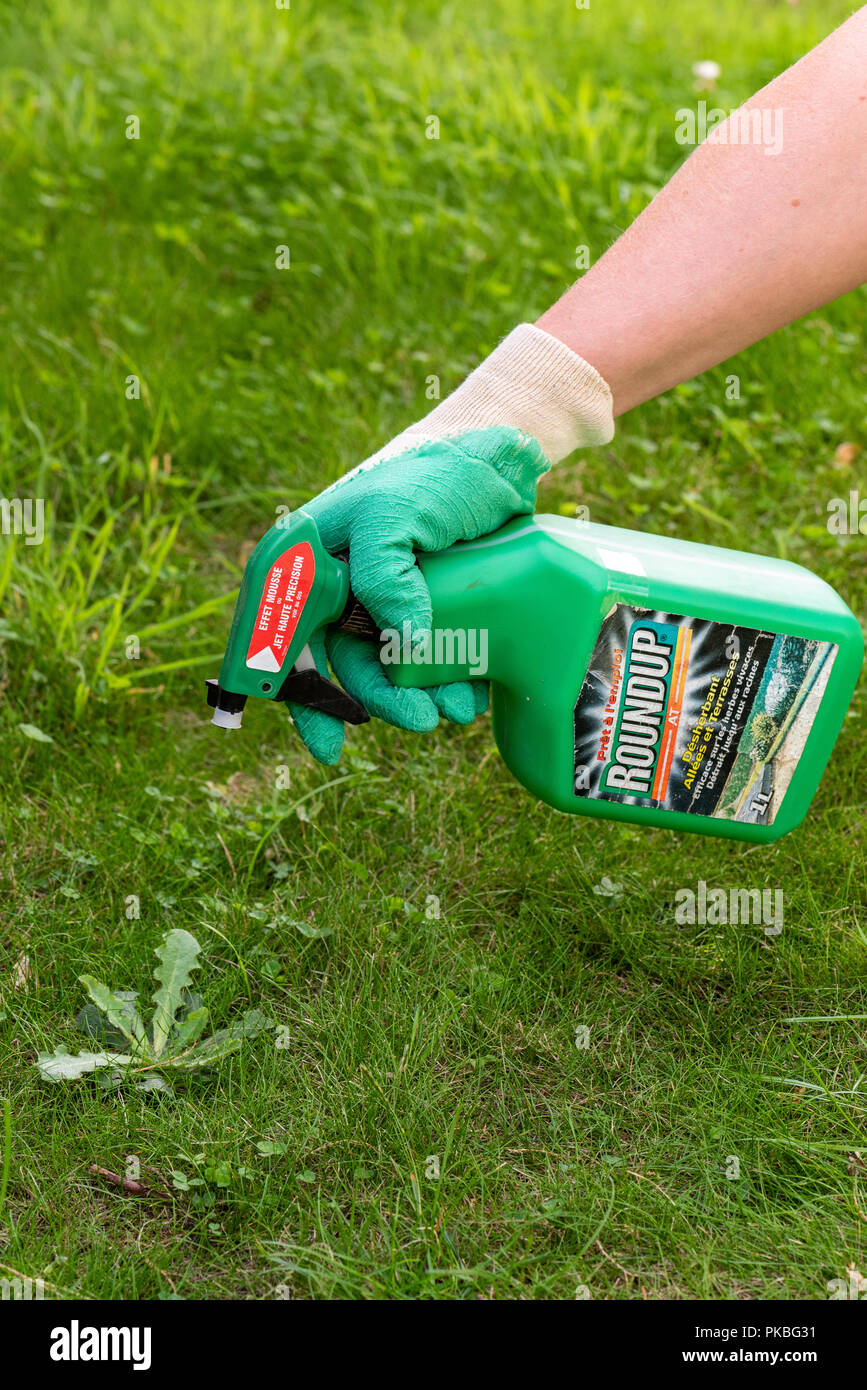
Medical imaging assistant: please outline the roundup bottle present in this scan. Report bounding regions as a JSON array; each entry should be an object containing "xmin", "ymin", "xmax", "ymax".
[{"xmin": 208, "ymin": 511, "xmax": 863, "ymax": 843}]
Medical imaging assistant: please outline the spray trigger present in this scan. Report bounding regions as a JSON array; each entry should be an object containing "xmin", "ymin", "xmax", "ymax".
[
  {"xmin": 206, "ymin": 644, "xmax": 369, "ymax": 728},
  {"xmin": 276, "ymin": 643, "xmax": 370, "ymax": 724}
]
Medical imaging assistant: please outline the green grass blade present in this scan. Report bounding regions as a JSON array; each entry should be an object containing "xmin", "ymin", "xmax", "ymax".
[{"xmin": 0, "ymin": 1100, "xmax": 10, "ymax": 1222}]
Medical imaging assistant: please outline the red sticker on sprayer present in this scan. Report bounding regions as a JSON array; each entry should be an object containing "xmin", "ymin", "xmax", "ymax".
[{"xmin": 246, "ymin": 542, "xmax": 315, "ymax": 673}]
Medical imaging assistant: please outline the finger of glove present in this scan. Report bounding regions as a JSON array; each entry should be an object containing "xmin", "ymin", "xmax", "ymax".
[
  {"xmin": 471, "ymin": 679, "xmax": 490, "ymax": 715},
  {"xmin": 287, "ymin": 628, "xmax": 345, "ymax": 766},
  {"xmin": 446, "ymin": 427, "xmax": 552, "ymax": 511},
  {"xmin": 298, "ymin": 492, "xmax": 351, "ymax": 555},
  {"xmin": 345, "ymin": 524, "xmax": 434, "ymax": 638},
  {"xmin": 429, "ymin": 681, "xmax": 483, "ymax": 725},
  {"xmin": 327, "ymin": 629, "xmax": 439, "ymax": 733}
]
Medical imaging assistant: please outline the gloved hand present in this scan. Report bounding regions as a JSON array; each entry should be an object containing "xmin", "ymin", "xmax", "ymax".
[{"xmin": 290, "ymin": 323, "xmax": 614, "ymax": 764}]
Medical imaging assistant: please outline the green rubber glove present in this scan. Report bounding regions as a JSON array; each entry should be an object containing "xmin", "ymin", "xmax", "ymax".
[{"xmin": 289, "ymin": 425, "xmax": 551, "ymax": 764}]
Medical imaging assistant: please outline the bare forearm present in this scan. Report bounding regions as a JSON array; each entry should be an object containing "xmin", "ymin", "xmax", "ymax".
[{"xmin": 538, "ymin": 6, "xmax": 867, "ymax": 416}]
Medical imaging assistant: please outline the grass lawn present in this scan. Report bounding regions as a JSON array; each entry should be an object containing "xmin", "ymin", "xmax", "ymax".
[{"xmin": 1, "ymin": 0, "xmax": 865, "ymax": 1300}]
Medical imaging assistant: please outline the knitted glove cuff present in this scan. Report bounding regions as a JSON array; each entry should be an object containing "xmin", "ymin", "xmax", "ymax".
[{"xmin": 386, "ymin": 322, "xmax": 614, "ymax": 465}]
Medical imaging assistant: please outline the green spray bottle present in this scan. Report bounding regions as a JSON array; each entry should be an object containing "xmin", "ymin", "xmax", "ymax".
[{"xmin": 208, "ymin": 510, "xmax": 862, "ymax": 843}]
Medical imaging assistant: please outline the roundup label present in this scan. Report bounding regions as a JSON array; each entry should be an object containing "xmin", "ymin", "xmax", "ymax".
[
  {"xmin": 246, "ymin": 542, "xmax": 315, "ymax": 674},
  {"xmin": 574, "ymin": 605, "xmax": 836, "ymax": 825}
]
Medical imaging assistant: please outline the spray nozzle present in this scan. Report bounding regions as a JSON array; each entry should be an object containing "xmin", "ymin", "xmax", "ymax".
[{"xmin": 206, "ymin": 679, "xmax": 247, "ymax": 729}]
